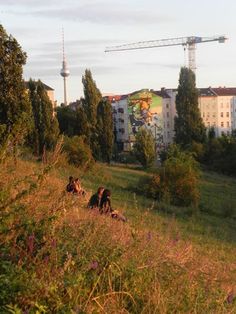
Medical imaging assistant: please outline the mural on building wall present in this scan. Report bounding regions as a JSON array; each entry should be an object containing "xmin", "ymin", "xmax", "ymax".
[{"xmin": 128, "ymin": 90, "xmax": 164, "ymax": 147}]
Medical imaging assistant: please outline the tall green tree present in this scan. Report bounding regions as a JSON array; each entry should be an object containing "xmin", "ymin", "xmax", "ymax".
[
  {"xmin": 174, "ymin": 67, "xmax": 206, "ymax": 148},
  {"xmin": 133, "ymin": 128, "xmax": 155, "ymax": 168},
  {"xmin": 82, "ymin": 69, "xmax": 102, "ymax": 157},
  {"xmin": 75, "ymin": 106, "xmax": 90, "ymax": 137},
  {"xmin": 56, "ymin": 105, "xmax": 89, "ymax": 138},
  {"xmin": 97, "ymin": 99, "xmax": 114, "ymax": 163},
  {"xmin": 56, "ymin": 106, "xmax": 77, "ymax": 136},
  {"xmin": 28, "ymin": 79, "xmax": 59, "ymax": 155},
  {"xmin": 0, "ymin": 24, "xmax": 32, "ymax": 152}
]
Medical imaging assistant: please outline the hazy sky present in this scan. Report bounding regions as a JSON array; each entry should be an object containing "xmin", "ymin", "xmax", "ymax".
[{"xmin": 0, "ymin": 0, "xmax": 235, "ymax": 104}]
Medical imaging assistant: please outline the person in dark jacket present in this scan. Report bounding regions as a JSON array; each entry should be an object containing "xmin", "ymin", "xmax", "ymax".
[
  {"xmin": 88, "ymin": 187, "xmax": 104, "ymax": 209},
  {"xmin": 66, "ymin": 176, "xmax": 74, "ymax": 193},
  {"xmin": 100, "ymin": 189, "xmax": 112, "ymax": 214}
]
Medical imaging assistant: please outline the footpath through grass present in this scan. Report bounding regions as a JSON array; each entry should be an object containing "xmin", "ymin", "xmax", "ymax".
[{"xmin": 1, "ymin": 158, "xmax": 236, "ymax": 313}]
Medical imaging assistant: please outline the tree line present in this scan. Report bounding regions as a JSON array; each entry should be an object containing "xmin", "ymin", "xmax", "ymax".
[
  {"xmin": 0, "ymin": 25, "xmax": 113, "ymax": 166},
  {"xmin": 1, "ymin": 23, "xmax": 235, "ymax": 176}
]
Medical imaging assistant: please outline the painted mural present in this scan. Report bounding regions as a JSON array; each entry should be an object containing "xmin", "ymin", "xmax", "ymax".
[{"xmin": 128, "ymin": 90, "xmax": 164, "ymax": 147}]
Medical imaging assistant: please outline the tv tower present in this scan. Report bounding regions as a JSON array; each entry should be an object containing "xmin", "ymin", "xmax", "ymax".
[{"xmin": 60, "ymin": 29, "xmax": 70, "ymax": 106}]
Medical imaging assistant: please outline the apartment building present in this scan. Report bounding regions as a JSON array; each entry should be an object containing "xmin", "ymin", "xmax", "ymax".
[
  {"xmin": 108, "ymin": 89, "xmax": 171, "ymax": 151},
  {"xmin": 108, "ymin": 87, "xmax": 236, "ymax": 152}
]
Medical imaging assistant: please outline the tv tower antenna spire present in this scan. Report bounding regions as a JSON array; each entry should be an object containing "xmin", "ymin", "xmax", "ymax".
[{"xmin": 60, "ymin": 28, "xmax": 70, "ymax": 106}]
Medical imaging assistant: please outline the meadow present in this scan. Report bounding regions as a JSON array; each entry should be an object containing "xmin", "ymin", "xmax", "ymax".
[{"xmin": 1, "ymin": 155, "xmax": 236, "ymax": 313}]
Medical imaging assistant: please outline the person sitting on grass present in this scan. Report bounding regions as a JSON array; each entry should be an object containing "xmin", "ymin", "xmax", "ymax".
[
  {"xmin": 73, "ymin": 178, "xmax": 86, "ymax": 196},
  {"xmin": 66, "ymin": 176, "xmax": 74, "ymax": 193},
  {"xmin": 100, "ymin": 189, "xmax": 112, "ymax": 214},
  {"xmin": 100, "ymin": 189, "xmax": 127, "ymax": 222},
  {"xmin": 88, "ymin": 186, "xmax": 104, "ymax": 209}
]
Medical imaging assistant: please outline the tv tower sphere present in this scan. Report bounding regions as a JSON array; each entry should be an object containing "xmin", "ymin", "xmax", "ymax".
[{"xmin": 60, "ymin": 59, "xmax": 70, "ymax": 78}]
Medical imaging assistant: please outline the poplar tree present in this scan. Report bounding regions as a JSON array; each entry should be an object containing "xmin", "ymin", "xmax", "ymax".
[
  {"xmin": 174, "ymin": 67, "xmax": 206, "ymax": 148},
  {"xmin": 81, "ymin": 69, "xmax": 102, "ymax": 157},
  {"xmin": 97, "ymin": 99, "xmax": 114, "ymax": 163},
  {"xmin": 28, "ymin": 79, "xmax": 59, "ymax": 155},
  {"xmin": 0, "ymin": 24, "xmax": 32, "ymax": 149}
]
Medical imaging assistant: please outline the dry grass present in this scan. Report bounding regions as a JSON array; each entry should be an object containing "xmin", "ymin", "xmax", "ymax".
[{"xmin": 0, "ymin": 157, "xmax": 236, "ymax": 313}]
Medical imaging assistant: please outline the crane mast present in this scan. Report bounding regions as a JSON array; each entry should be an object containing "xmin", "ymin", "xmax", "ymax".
[{"xmin": 105, "ymin": 36, "xmax": 227, "ymax": 73}]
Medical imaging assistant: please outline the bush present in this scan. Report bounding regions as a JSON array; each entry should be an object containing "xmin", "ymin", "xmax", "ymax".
[
  {"xmin": 63, "ymin": 136, "xmax": 94, "ymax": 169},
  {"xmin": 132, "ymin": 129, "xmax": 155, "ymax": 169},
  {"xmin": 148, "ymin": 145, "xmax": 200, "ymax": 206}
]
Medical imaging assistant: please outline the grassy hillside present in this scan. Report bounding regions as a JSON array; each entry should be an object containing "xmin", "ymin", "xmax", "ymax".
[{"xmin": 1, "ymin": 157, "xmax": 236, "ymax": 313}]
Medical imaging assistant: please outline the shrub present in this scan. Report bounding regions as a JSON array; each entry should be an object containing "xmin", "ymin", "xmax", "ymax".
[
  {"xmin": 132, "ymin": 129, "xmax": 155, "ymax": 169},
  {"xmin": 63, "ymin": 136, "xmax": 94, "ymax": 169},
  {"xmin": 148, "ymin": 145, "xmax": 200, "ymax": 206}
]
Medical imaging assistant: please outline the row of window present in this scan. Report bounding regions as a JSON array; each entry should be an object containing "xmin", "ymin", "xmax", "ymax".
[
  {"xmin": 206, "ymin": 121, "xmax": 231, "ymax": 128},
  {"xmin": 203, "ymin": 112, "xmax": 230, "ymax": 118}
]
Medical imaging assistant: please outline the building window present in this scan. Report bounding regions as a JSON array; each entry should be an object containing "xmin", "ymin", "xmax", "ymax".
[
  {"xmin": 167, "ymin": 131, "xmax": 170, "ymax": 138},
  {"xmin": 227, "ymin": 121, "xmax": 230, "ymax": 128},
  {"xmin": 167, "ymin": 122, "xmax": 170, "ymax": 128},
  {"xmin": 212, "ymin": 113, "xmax": 216, "ymax": 118},
  {"xmin": 221, "ymin": 112, "xmax": 223, "ymax": 117},
  {"xmin": 166, "ymin": 104, "xmax": 169, "ymax": 109},
  {"xmin": 227, "ymin": 131, "xmax": 230, "ymax": 136},
  {"xmin": 221, "ymin": 122, "xmax": 224, "ymax": 127},
  {"xmin": 166, "ymin": 112, "xmax": 169, "ymax": 118},
  {"xmin": 207, "ymin": 112, "xmax": 210, "ymax": 117},
  {"xmin": 203, "ymin": 112, "xmax": 205, "ymax": 118},
  {"xmin": 118, "ymin": 108, "xmax": 124, "ymax": 113},
  {"xmin": 207, "ymin": 122, "xmax": 210, "ymax": 127},
  {"xmin": 226, "ymin": 112, "xmax": 229, "ymax": 117}
]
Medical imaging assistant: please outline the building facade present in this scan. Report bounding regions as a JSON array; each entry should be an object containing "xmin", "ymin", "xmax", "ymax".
[
  {"xmin": 109, "ymin": 89, "xmax": 171, "ymax": 151},
  {"xmin": 109, "ymin": 87, "xmax": 236, "ymax": 152}
]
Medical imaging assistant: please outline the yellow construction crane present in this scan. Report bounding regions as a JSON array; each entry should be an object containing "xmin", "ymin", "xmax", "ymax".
[{"xmin": 105, "ymin": 36, "xmax": 227, "ymax": 73}]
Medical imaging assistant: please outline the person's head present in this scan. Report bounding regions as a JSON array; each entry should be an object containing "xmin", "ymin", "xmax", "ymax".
[
  {"xmin": 75, "ymin": 178, "xmax": 80, "ymax": 183},
  {"xmin": 102, "ymin": 189, "xmax": 111, "ymax": 199},
  {"xmin": 97, "ymin": 186, "xmax": 104, "ymax": 197},
  {"xmin": 69, "ymin": 176, "xmax": 73, "ymax": 183}
]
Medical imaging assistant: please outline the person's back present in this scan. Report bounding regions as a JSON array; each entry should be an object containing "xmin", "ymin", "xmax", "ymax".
[{"xmin": 66, "ymin": 176, "xmax": 74, "ymax": 193}]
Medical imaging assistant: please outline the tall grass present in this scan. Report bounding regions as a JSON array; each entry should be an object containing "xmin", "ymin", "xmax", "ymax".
[{"xmin": 0, "ymin": 154, "xmax": 236, "ymax": 313}]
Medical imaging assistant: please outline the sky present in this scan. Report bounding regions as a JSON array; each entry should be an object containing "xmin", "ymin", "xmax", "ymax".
[{"xmin": 0, "ymin": 0, "xmax": 236, "ymax": 104}]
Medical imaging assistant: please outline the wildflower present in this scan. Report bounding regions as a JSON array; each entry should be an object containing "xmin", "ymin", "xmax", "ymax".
[
  {"xmin": 147, "ymin": 231, "xmax": 152, "ymax": 241},
  {"xmin": 89, "ymin": 260, "xmax": 99, "ymax": 270},
  {"xmin": 27, "ymin": 234, "xmax": 35, "ymax": 254},
  {"xmin": 227, "ymin": 291, "xmax": 234, "ymax": 304},
  {"xmin": 51, "ymin": 239, "xmax": 57, "ymax": 248},
  {"xmin": 44, "ymin": 255, "xmax": 50, "ymax": 264}
]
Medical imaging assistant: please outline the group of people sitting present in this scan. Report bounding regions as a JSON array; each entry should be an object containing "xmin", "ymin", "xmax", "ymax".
[
  {"xmin": 88, "ymin": 186, "xmax": 126, "ymax": 222},
  {"xmin": 66, "ymin": 176, "xmax": 126, "ymax": 222}
]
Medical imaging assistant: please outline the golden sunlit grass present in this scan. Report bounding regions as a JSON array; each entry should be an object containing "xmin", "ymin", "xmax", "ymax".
[{"xmin": 0, "ymin": 157, "xmax": 236, "ymax": 313}]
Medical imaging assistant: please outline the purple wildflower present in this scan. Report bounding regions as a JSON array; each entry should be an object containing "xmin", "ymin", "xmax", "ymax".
[
  {"xmin": 227, "ymin": 291, "xmax": 234, "ymax": 304},
  {"xmin": 51, "ymin": 239, "xmax": 57, "ymax": 248},
  {"xmin": 147, "ymin": 231, "xmax": 152, "ymax": 241},
  {"xmin": 44, "ymin": 255, "xmax": 50, "ymax": 264},
  {"xmin": 27, "ymin": 234, "xmax": 35, "ymax": 254},
  {"xmin": 89, "ymin": 260, "xmax": 99, "ymax": 270}
]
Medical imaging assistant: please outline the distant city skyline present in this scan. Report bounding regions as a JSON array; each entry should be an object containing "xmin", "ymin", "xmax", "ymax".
[{"xmin": 0, "ymin": 0, "xmax": 235, "ymax": 104}]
